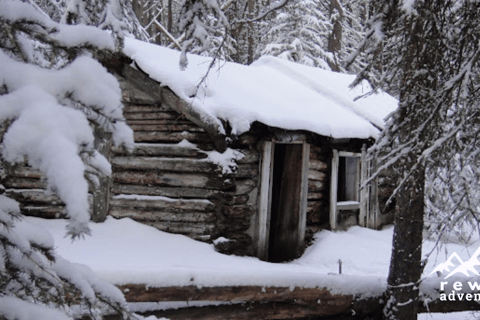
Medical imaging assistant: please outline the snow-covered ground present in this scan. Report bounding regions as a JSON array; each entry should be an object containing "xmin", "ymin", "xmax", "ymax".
[{"xmin": 28, "ymin": 216, "xmax": 480, "ymax": 319}]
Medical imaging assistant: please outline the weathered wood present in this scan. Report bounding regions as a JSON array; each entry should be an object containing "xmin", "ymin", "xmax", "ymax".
[
  {"xmin": 21, "ymin": 206, "xmax": 67, "ymax": 219},
  {"xmin": 330, "ymin": 149, "xmax": 339, "ymax": 230},
  {"xmin": 6, "ymin": 189, "xmax": 62, "ymax": 205},
  {"xmin": 109, "ymin": 208, "xmax": 215, "ymax": 222},
  {"xmin": 309, "ymin": 145, "xmax": 326, "ymax": 160},
  {"xmin": 307, "ymin": 192, "xmax": 325, "ymax": 200},
  {"xmin": 113, "ymin": 171, "xmax": 233, "ymax": 190},
  {"xmin": 134, "ymin": 131, "xmax": 211, "ymax": 143},
  {"xmin": 128, "ymin": 302, "xmax": 355, "ymax": 320},
  {"xmin": 308, "ymin": 180, "xmax": 325, "ymax": 193},
  {"xmin": 128, "ymin": 124, "xmax": 205, "ymax": 132},
  {"xmin": 308, "ymin": 159, "xmax": 328, "ymax": 171},
  {"xmin": 10, "ymin": 166, "xmax": 42, "ymax": 179},
  {"xmin": 112, "ymin": 143, "xmax": 208, "ymax": 159},
  {"xmin": 160, "ymin": 88, "xmax": 223, "ymax": 138},
  {"xmin": 308, "ymin": 170, "xmax": 326, "ymax": 181},
  {"xmin": 125, "ymin": 112, "xmax": 179, "ymax": 120},
  {"xmin": 230, "ymin": 164, "xmax": 259, "ymax": 178},
  {"xmin": 230, "ymin": 179, "xmax": 257, "ymax": 195},
  {"xmin": 236, "ymin": 149, "xmax": 260, "ymax": 164},
  {"xmin": 126, "ymin": 119, "xmax": 193, "ymax": 125},
  {"xmin": 112, "ymin": 157, "xmax": 217, "ymax": 173},
  {"xmin": 117, "ymin": 284, "xmax": 353, "ymax": 305},
  {"xmin": 144, "ymin": 221, "xmax": 215, "ymax": 234},
  {"xmin": 307, "ymin": 201, "xmax": 325, "ymax": 213},
  {"xmin": 121, "ymin": 87, "xmax": 158, "ymax": 105},
  {"xmin": 111, "ymin": 184, "xmax": 221, "ymax": 199},
  {"xmin": 123, "ymin": 105, "xmax": 170, "ymax": 113},
  {"xmin": 222, "ymin": 194, "xmax": 249, "ymax": 205},
  {"xmin": 224, "ymin": 205, "xmax": 255, "ymax": 218},
  {"xmin": 110, "ymin": 197, "xmax": 214, "ymax": 212},
  {"xmin": 92, "ymin": 126, "xmax": 112, "ymax": 222},
  {"xmin": 268, "ymin": 144, "xmax": 307, "ymax": 262},
  {"xmin": 103, "ymin": 287, "xmax": 480, "ymax": 320},
  {"xmin": 3, "ymin": 177, "xmax": 47, "ymax": 189},
  {"xmin": 234, "ymin": 134, "xmax": 259, "ymax": 145}
]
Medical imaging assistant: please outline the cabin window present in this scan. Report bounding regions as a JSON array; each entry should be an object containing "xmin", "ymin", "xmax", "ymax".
[
  {"xmin": 257, "ymin": 141, "xmax": 309, "ymax": 262},
  {"xmin": 330, "ymin": 148, "xmax": 367, "ymax": 230}
]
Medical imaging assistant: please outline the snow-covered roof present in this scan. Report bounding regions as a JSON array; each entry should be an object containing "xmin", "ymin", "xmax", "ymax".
[{"xmin": 123, "ymin": 38, "xmax": 398, "ymax": 140}]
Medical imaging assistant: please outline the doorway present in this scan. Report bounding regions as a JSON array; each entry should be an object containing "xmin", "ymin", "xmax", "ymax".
[{"xmin": 257, "ymin": 142, "xmax": 309, "ymax": 262}]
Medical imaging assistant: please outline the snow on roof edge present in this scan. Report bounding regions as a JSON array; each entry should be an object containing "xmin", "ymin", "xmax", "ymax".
[{"xmin": 123, "ymin": 38, "xmax": 398, "ymax": 140}]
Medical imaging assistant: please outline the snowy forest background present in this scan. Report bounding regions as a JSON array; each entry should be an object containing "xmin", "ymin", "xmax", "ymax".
[{"xmin": 1, "ymin": 0, "xmax": 480, "ymax": 320}]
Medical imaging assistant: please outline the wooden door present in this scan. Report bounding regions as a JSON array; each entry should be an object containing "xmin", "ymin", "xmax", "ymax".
[{"xmin": 268, "ymin": 143, "xmax": 309, "ymax": 262}]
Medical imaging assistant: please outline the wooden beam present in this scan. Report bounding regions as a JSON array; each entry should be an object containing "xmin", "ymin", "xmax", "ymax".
[
  {"xmin": 298, "ymin": 143, "xmax": 310, "ymax": 257},
  {"xmin": 110, "ymin": 184, "xmax": 220, "ymax": 199},
  {"xmin": 112, "ymin": 157, "xmax": 217, "ymax": 172},
  {"xmin": 110, "ymin": 197, "xmax": 213, "ymax": 211},
  {"xmin": 330, "ymin": 149, "xmax": 339, "ymax": 230},
  {"xmin": 117, "ymin": 284, "xmax": 352, "ymax": 304},
  {"xmin": 133, "ymin": 131, "xmax": 211, "ymax": 143},
  {"xmin": 111, "ymin": 143, "xmax": 207, "ymax": 158},
  {"xmin": 113, "ymin": 171, "xmax": 234, "ymax": 190},
  {"xmin": 109, "ymin": 208, "xmax": 215, "ymax": 223},
  {"xmin": 256, "ymin": 141, "xmax": 273, "ymax": 261}
]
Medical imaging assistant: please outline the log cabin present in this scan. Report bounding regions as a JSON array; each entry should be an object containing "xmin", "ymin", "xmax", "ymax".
[{"xmin": 3, "ymin": 38, "xmax": 398, "ymax": 263}]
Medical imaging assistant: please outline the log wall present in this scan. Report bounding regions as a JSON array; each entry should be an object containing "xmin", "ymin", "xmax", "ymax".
[
  {"xmin": 109, "ymin": 81, "xmax": 262, "ymax": 255},
  {"xmin": 305, "ymin": 145, "xmax": 330, "ymax": 243}
]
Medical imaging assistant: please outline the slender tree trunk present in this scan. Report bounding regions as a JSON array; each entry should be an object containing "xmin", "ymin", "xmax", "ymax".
[
  {"xmin": 167, "ymin": 0, "xmax": 173, "ymax": 33},
  {"xmin": 327, "ymin": 0, "xmax": 343, "ymax": 71},
  {"xmin": 382, "ymin": 4, "xmax": 435, "ymax": 318},
  {"xmin": 384, "ymin": 167, "xmax": 425, "ymax": 319}
]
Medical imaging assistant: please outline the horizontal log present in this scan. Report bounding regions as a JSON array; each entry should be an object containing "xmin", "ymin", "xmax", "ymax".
[
  {"xmin": 6, "ymin": 189, "xmax": 62, "ymax": 205},
  {"xmin": 10, "ymin": 166, "xmax": 43, "ymax": 179},
  {"xmin": 3, "ymin": 177, "xmax": 47, "ymax": 189},
  {"xmin": 224, "ymin": 205, "xmax": 255, "ymax": 218},
  {"xmin": 308, "ymin": 180, "xmax": 325, "ymax": 193},
  {"xmin": 308, "ymin": 159, "xmax": 328, "ymax": 172},
  {"xmin": 126, "ymin": 119, "xmax": 193, "ymax": 125},
  {"xmin": 112, "ymin": 157, "xmax": 257, "ymax": 178},
  {"xmin": 110, "ymin": 197, "xmax": 214, "ymax": 212},
  {"xmin": 123, "ymin": 105, "xmax": 169, "ymax": 113},
  {"xmin": 108, "ymin": 208, "xmax": 215, "ymax": 223},
  {"xmin": 113, "ymin": 171, "xmax": 233, "ymax": 190},
  {"xmin": 235, "ymin": 149, "xmax": 259, "ymax": 164},
  {"xmin": 222, "ymin": 194, "xmax": 249, "ymax": 205},
  {"xmin": 307, "ymin": 201, "xmax": 325, "ymax": 213},
  {"xmin": 307, "ymin": 192, "xmax": 325, "ymax": 200},
  {"xmin": 112, "ymin": 143, "xmax": 208, "ymax": 158},
  {"xmin": 118, "ymin": 285, "xmax": 353, "ymax": 305},
  {"xmin": 112, "ymin": 157, "xmax": 217, "ymax": 173},
  {"xmin": 145, "ymin": 221, "xmax": 215, "ymax": 235},
  {"xmin": 124, "ymin": 112, "xmax": 179, "ymax": 120},
  {"xmin": 110, "ymin": 184, "xmax": 221, "ymax": 199},
  {"xmin": 134, "ymin": 131, "xmax": 211, "ymax": 143},
  {"xmin": 128, "ymin": 124, "xmax": 205, "ymax": 132},
  {"xmin": 234, "ymin": 134, "xmax": 258, "ymax": 145},
  {"xmin": 226, "ymin": 179, "xmax": 257, "ymax": 196},
  {"xmin": 308, "ymin": 170, "xmax": 326, "ymax": 181},
  {"xmin": 230, "ymin": 164, "xmax": 259, "ymax": 178},
  {"xmin": 133, "ymin": 301, "xmax": 354, "ymax": 320},
  {"xmin": 21, "ymin": 206, "xmax": 67, "ymax": 219}
]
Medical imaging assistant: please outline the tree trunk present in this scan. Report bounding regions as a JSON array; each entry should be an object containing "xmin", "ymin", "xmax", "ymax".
[
  {"xmin": 382, "ymin": 3, "xmax": 435, "ymax": 319},
  {"xmin": 383, "ymin": 167, "xmax": 425, "ymax": 320},
  {"xmin": 327, "ymin": 0, "xmax": 343, "ymax": 71}
]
